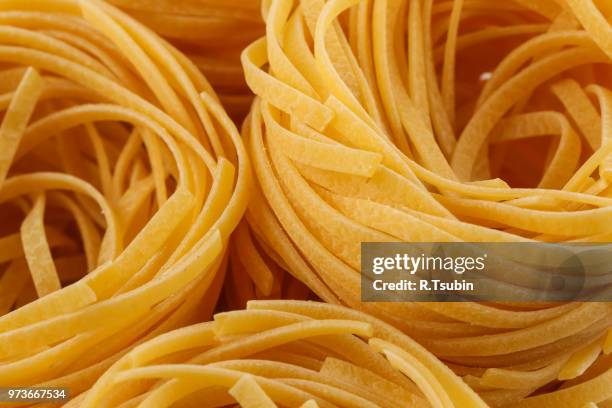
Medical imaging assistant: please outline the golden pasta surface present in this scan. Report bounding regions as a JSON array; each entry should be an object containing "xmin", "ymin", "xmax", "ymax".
[{"xmin": 0, "ymin": 0, "xmax": 611, "ymax": 407}]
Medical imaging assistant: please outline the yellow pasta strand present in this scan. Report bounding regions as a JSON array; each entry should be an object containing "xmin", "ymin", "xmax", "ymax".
[
  {"xmin": 0, "ymin": 67, "xmax": 43, "ymax": 187},
  {"xmin": 229, "ymin": 374, "xmax": 279, "ymax": 408},
  {"xmin": 20, "ymin": 193, "xmax": 61, "ymax": 297}
]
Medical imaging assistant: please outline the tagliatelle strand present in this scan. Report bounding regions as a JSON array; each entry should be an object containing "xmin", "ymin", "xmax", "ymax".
[{"xmin": 0, "ymin": 66, "xmax": 43, "ymax": 187}]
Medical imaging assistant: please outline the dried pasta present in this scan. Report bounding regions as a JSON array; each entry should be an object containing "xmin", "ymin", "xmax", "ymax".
[
  {"xmin": 238, "ymin": 0, "xmax": 612, "ymax": 406},
  {"xmin": 2, "ymin": 0, "xmax": 612, "ymax": 406},
  {"xmin": 0, "ymin": 0, "xmax": 248, "ymax": 401},
  {"xmin": 80, "ymin": 300, "xmax": 490, "ymax": 408}
]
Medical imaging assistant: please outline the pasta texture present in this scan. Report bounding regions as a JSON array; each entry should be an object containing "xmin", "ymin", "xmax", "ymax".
[
  {"xmin": 81, "ymin": 300, "xmax": 490, "ymax": 408},
  {"xmin": 0, "ymin": 0, "xmax": 248, "ymax": 400},
  {"xmin": 108, "ymin": 0, "xmax": 264, "ymax": 121},
  {"xmin": 239, "ymin": 0, "xmax": 612, "ymax": 406},
  {"xmin": 1, "ymin": 0, "xmax": 612, "ymax": 406}
]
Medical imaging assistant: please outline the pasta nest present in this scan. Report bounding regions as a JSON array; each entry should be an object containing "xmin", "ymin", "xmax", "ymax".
[
  {"xmin": 237, "ymin": 0, "xmax": 612, "ymax": 406},
  {"xmin": 0, "ymin": 0, "xmax": 249, "ymax": 398}
]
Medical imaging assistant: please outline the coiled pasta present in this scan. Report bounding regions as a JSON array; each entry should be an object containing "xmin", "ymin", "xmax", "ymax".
[
  {"xmin": 239, "ymin": 0, "xmax": 612, "ymax": 405},
  {"xmin": 0, "ymin": 0, "xmax": 248, "ymax": 400},
  {"xmin": 1, "ymin": 0, "xmax": 612, "ymax": 406},
  {"xmin": 80, "ymin": 300, "xmax": 491, "ymax": 408}
]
